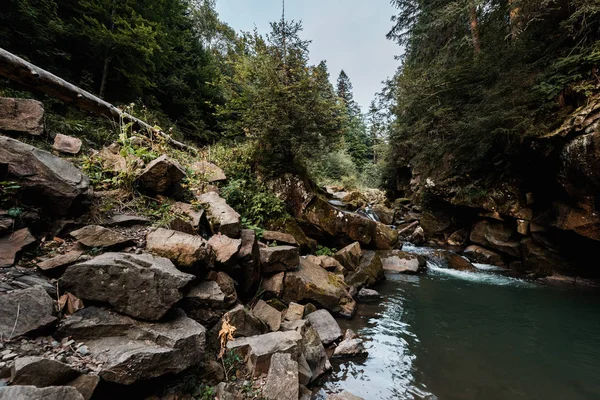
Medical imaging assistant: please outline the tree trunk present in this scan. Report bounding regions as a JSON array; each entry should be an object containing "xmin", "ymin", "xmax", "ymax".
[
  {"xmin": 469, "ymin": 3, "xmax": 481, "ymax": 55},
  {"xmin": 0, "ymin": 47, "xmax": 197, "ymax": 154}
]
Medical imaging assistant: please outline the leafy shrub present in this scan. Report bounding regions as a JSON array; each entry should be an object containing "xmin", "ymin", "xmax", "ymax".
[
  {"xmin": 221, "ymin": 178, "xmax": 288, "ymax": 226},
  {"xmin": 316, "ymin": 245, "xmax": 337, "ymax": 257}
]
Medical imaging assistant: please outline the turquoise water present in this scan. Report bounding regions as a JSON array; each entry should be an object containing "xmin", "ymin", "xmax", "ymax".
[{"xmin": 321, "ymin": 254, "xmax": 600, "ymax": 400}]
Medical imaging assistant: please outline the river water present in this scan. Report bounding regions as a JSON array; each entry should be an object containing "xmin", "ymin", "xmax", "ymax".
[{"xmin": 318, "ymin": 247, "xmax": 600, "ymax": 400}]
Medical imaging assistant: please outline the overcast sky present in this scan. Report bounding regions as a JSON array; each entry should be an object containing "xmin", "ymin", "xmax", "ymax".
[{"xmin": 215, "ymin": 0, "xmax": 401, "ymax": 112}]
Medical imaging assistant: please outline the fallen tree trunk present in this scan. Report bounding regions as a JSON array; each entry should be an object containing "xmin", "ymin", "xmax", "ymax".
[{"xmin": 0, "ymin": 47, "xmax": 197, "ymax": 154}]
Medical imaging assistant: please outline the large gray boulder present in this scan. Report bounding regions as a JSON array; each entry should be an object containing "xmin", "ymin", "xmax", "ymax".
[
  {"xmin": 259, "ymin": 246, "xmax": 300, "ymax": 273},
  {"xmin": 377, "ymin": 250, "xmax": 426, "ymax": 274},
  {"xmin": 197, "ymin": 192, "xmax": 241, "ymax": 237},
  {"xmin": 208, "ymin": 234, "xmax": 241, "ymax": 266},
  {"xmin": 146, "ymin": 228, "xmax": 213, "ymax": 270},
  {"xmin": 281, "ymin": 319, "xmax": 331, "ymax": 382},
  {"xmin": 345, "ymin": 250, "xmax": 385, "ymax": 288},
  {"xmin": 283, "ymin": 257, "xmax": 355, "ymax": 317},
  {"xmin": 252, "ymin": 300, "xmax": 282, "ymax": 332},
  {"xmin": 0, "ymin": 136, "xmax": 89, "ymax": 215},
  {"xmin": 306, "ymin": 309, "xmax": 343, "ymax": 345},
  {"xmin": 137, "ymin": 155, "xmax": 186, "ymax": 194},
  {"xmin": 0, "ymin": 386, "xmax": 83, "ymax": 400},
  {"xmin": 263, "ymin": 353, "xmax": 299, "ymax": 400},
  {"xmin": 226, "ymin": 330, "xmax": 302, "ymax": 376},
  {"xmin": 0, "ymin": 97, "xmax": 44, "ymax": 135},
  {"xmin": 56, "ymin": 307, "xmax": 205, "ymax": 385},
  {"xmin": 60, "ymin": 253, "xmax": 194, "ymax": 320},
  {"xmin": 0, "ymin": 286, "xmax": 56, "ymax": 338}
]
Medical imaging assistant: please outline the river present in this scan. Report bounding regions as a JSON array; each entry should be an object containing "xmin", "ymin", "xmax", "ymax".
[{"xmin": 317, "ymin": 247, "xmax": 600, "ymax": 400}]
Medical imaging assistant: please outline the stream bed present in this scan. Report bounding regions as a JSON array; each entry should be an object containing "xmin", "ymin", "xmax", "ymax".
[{"xmin": 317, "ymin": 249, "xmax": 600, "ymax": 400}]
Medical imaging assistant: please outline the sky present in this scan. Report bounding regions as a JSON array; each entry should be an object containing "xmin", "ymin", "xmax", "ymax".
[{"xmin": 215, "ymin": 0, "xmax": 401, "ymax": 112}]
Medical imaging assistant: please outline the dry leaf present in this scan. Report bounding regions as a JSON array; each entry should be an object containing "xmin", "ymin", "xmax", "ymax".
[
  {"xmin": 58, "ymin": 292, "xmax": 84, "ymax": 314},
  {"xmin": 217, "ymin": 315, "xmax": 236, "ymax": 359}
]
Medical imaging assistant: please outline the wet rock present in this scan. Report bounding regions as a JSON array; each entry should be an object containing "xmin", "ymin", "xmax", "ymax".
[
  {"xmin": 53, "ymin": 134, "xmax": 82, "ymax": 154},
  {"xmin": 67, "ymin": 375, "xmax": 99, "ymax": 400},
  {"xmin": 252, "ymin": 300, "xmax": 282, "ymax": 332},
  {"xmin": 373, "ymin": 204, "xmax": 395, "ymax": 225},
  {"xmin": 306, "ymin": 309, "xmax": 342, "ymax": 345},
  {"xmin": 432, "ymin": 250, "xmax": 478, "ymax": 272},
  {"xmin": 0, "ymin": 97, "xmax": 44, "ymax": 135},
  {"xmin": 447, "ymin": 229, "xmax": 469, "ymax": 246},
  {"xmin": 262, "ymin": 230, "xmax": 299, "ymax": 246},
  {"xmin": 470, "ymin": 220, "xmax": 520, "ymax": 257},
  {"xmin": 520, "ymin": 237, "xmax": 570, "ymax": 275},
  {"xmin": 377, "ymin": 250, "xmax": 426, "ymax": 274},
  {"xmin": 0, "ymin": 136, "xmax": 89, "ymax": 215},
  {"xmin": 420, "ymin": 211, "xmax": 452, "ymax": 236},
  {"xmin": 263, "ymin": 353, "xmax": 298, "ymax": 400},
  {"xmin": 226, "ymin": 330, "xmax": 302, "ymax": 376},
  {"xmin": 137, "ymin": 155, "xmax": 185, "ymax": 194},
  {"xmin": 236, "ymin": 229, "xmax": 261, "ymax": 295},
  {"xmin": 334, "ymin": 242, "xmax": 362, "ymax": 271},
  {"xmin": 192, "ymin": 161, "xmax": 227, "ymax": 182},
  {"xmin": 169, "ymin": 202, "xmax": 209, "ymax": 235},
  {"xmin": 146, "ymin": 228, "xmax": 213, "ymax": 270},
  {"xmin": 259, "ymin": 246, "xmax": 300, "ymax": 273},
  {"xmin": 333, "ymin": 339, "xmax": 367, "ymax": 358},
  {"xmin": 0, "ymin": 386, "xmax": 84, "ymax": 400},
  {"xmin": 282, "ymin": 258, "xmax": 354, "ymax": 315},
  {"xmin": 343, "ymin": 329, "xmax": 358, "ymax": 340},
  {"xmin": 60, "ymin": 252, "xmax": 194, "ymax": 320},
  {"xmin": 281, "ymin": 319, "xmax": 331, "ymax": 381},
  {"xmin": 357, "ymin": 288, "xmax": 380, "ymax": 300},
  {"xmin": 70, "ymin": 225, "xmax": 131, "ymax": 248},
  {"xmin": 10, "ymin": 356, "xmax": 78, "ymax": 386},
  {"xmin": 0, "ymin": 286, "xmax": 56, "ymax": 338},
  {"xmin": 283, "ymin": 302, "xmax": 305, "ymax": 322},
  {"xmin": 464, "ymin": 245, "xmax": 504, "ymax": 266},
  {"xmin": 208, "ymin": 234, "xmax": 241, "ymax": 266},
  {"xmin": 345, "ymin": 250, "xmax": 385, "ymax": 288},
  {"xmin": 56, "ymin": 307, "xmax": 205, "ymax": 385},
  {"xmin": 197, "ymin": 192, "xmax": 241, "ymax": 237},
  {"xmin": 104, "ymin": 214, "xmax": 151, "ymax": 227},
  {"xmin": 327, "ymin": 390, "xmax": 364, "ymax": 400},
  {"xmin": 410, "ymin": 225, "xmax": 425, "ymax": 245},
  {"xmin": 0, "ymin": 228, "xmax": 36, "ymax": 268},
  {"xmin": 261, "ymin": 272, "xmax": 285, "ymax": 299}
]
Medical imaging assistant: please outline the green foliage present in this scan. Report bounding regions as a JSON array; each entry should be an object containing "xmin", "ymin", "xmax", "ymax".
[
  {"xmin": 316, "ymin": 245, "xmax": 337, "ymax": 257},
  {"xmin": 221, "ymin": 179, "xmax": 288, "ymax": 227}
]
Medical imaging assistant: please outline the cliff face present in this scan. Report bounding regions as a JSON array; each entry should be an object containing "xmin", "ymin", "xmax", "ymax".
[{"xmin": 394, "ymin": 97, "xmax": 600, "ymax": 279}]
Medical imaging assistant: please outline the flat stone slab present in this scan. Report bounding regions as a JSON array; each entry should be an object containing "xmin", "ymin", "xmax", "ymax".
[
  {"xmin": 0, "ymin": 386, "xmax": 84, "ymax": 400},
  {"xmin": 11, "ymin": 356, "xmax": 79, "ymax": 386},
  {"xmin": 252, "ymin": 300, "xmax": 282, "ymax": 332},
  {"xmin": 260, "ymin": 246, "xmax": 300, "ymax": 273},
  {"xmin": 60, "ymin": 252, "xmax": 194, "ymax": 320},
  {"xmin": 306, "ymin": 309, "xmax": 342, "ymax": 346},
  {"xmin": 70, "ymin": 225, "xmax": 131, "ymax": 248},
  {"xmin": 0, "ymin": 228, "xmax": 36, "ymax": 268},
  {"xmin": 37, "ymin": 250, "xmax": 85, "ymax": 271},
  {"xmin": 0, "ymin": 97, "xmax": 44, "ymax": 135},
  {"xmin": 263, "ymin": 353, "xmax": 299, "ymax": 400}
]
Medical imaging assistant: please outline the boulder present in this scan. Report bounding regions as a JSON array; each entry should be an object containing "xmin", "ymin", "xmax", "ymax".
[
  {"xmin": 0, "ymin": 386, "xmax": 83, "ymax": 400},
  {"xmin": 252, "ymin": 300, "xmax": 282, "ymax": 332},
  {"xmin": 259, "ymin": 246, "xmax": 300, "ymax": 273},
  {"xmin": 53, "ymin": 134, "xmax": 82, "ymax": 154},
  {"xmin": 357, "ymin": 288, "xmax": 380, "ymax": 300},
  {"xmin": 343, "ymin": 329, "xmax": 358, "ymax": 341},
  {"xmin": 283, "ymin": 302, "xmax": 305, "ymax": 322},
  {"xmin": 280, "ymin": 319, "xmax": 331, "ymax": 382},
  {"xmin": 0, "ymin": 286, "xmax": 56, "ymax": 338},
  {"xmin": 345, "ymin": 250, "xmax": 385, "ymax": 288},
  {"xmin": 0, "ymin": 228, "xmax": 36, "ymax": 268},
  {"xmin": 261, "ymin": 272, "xmax": 285, "ymax": 299},
  {"xmin": 212, "ymin": 305, "xmax": 267, "ymax": 341},
  {"xmin": 464, "ymin": 245, "xmax": 504, "ymax": 266},
  {"xmin": 373, "ymin": 223, "xmax": 398, "ymax": 250},
  {"xmin": 342, "ymin": 191, "xmax": 367, "ymax": 209},
  {"xmin": 520, "ymin": 237, "xmax": 571, "ymax": 275},
  {"xmin": 56, "ymin": 307, "xmax": 205, "ymax": 385},
  {"xmin": 169, "ymin": 202, "xmax": 209, "ymax": 235},
  {"xmin": 263, "ymin": 353, "xmax": 299, "ymax": 400},
  {"xmin": 262, "ymin": 230, "xmax": 299, "ymax": 246},
  {"xmin": 70, "ymin": 225, "xmax": 131, "ymax": 248},
  {"xmin": 447, "ymin": 229, "xmax": 469, "ymax": 246},
  {"xmin": 333, "ymin": 339, "xmax": 367, "ymax": 358},
  {"xmin": 410, "ymin": 225, "xmax": 425, "ymax": 245},
  {"xmin": 552, "ymin": 201, "xmax": 600, "ymax": 242},
  {"xmin": 226, "ymin": 330, "xmax": 302, "ymax": 376},
  {"xmin": 327, "ymin": 390, "xmax": 365, "ymax": 400},
  {"xmin": 334, "ymin": 242, "xmax": 362, "ymax": 271},
  {"xmin": 197, "ymin": 192, "xmax": 241, "ymax": 237},
  {"xmin": 104, "ymin": 214, "xmax": 151, "ymax": 227},
  {"xmin": 377, "ymin": 250, "xmax": 426, "ymax": 274},
  {"xmin": 208, "ymin": 234, "xmax": 241, "ymax": 266},
  {"xmin": 470, "ymin": 220, "xmax": 520, "ymax": 257},
  {"xmin": 432, "ymin": 250, "xmax": 478, "ymax": 272},
  {"xmin": 37, "ymin": 250, "xmax": 85, "ymax": 271},
  {"xmin": 67, "ymin": 375, "xmax": 99, "ymax": 400},
  {"xmin": 0, "ymin": 136, "xmax": 89, "ymax": 215},
  {"xmin": 146, "ymin": 228, "xmax": 213, "ymax": 270},
  {"xmin": 136, "ymin": 155, "xmax": 185, "ymax": 193},
  {"xmin": 181, "ymin": 277, "xmax": 237, "ymax": 326},
  {"xmin": 420, "ymin": 210, "xmax": 452, "ymax": 236},
  {"xmin": 267, "ymin": 173, "xmax": 315, "ymax": 218},
  {"xmin": 0, "ymin": 97, "xmax": 44, "ymax": 135},
  {"xmin": 306, "ymin": 309, "xmax": 342, "ymax": 345},
  {"xmin": 60, "ymin": 252, "xmax": 194, "ymax": 320},
  {"xmin": 97, "ymin": 146, "xmax": 127, "ymax": 174},
  {"xmin": 282, "ymin": 257, "xmax": 355, "ymax": 316},
  {"xmin": 373, "ymin": 204, "xmax": 395, "ymax": 225},
  {"xmin": 11, "ymin": 356, "xmax": 78, "ymax": 386},
  {"xmin": 192, "ymin": 161, "xmax": 227, "ymax": 182},
  {"xmin": 236, "ymin": 229, "xmax": 261, "ymax": 295}
]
